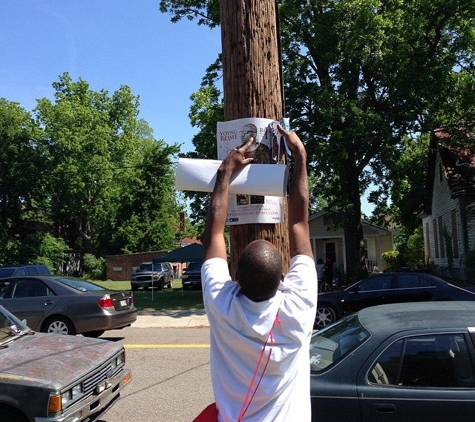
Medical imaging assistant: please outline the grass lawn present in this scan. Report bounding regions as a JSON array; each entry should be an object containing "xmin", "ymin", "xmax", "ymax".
[{"xmin": 93, "ymin": 279, "xmax": 204, "ymax": 311}]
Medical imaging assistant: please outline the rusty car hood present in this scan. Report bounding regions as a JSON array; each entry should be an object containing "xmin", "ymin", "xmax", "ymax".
[{"xmin": 0, "ymin": 332, "xmax": 122, "ymax": 388}]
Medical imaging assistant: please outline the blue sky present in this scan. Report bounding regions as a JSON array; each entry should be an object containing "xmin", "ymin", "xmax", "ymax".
[
  {"xmin": 1, "ymin": 1, "xmax": 375, "ymax": 214},
  {"xmin": 1, "ymin": 0, "xmax": 221, "ymax": 154}
]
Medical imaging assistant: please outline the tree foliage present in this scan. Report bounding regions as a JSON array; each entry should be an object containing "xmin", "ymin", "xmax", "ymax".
[
  {"xmin": 160, "ymin": 0, "xmax": 475, "ymax": 280},
  {"xmin": 1, "ymin": 74, "xmax": 187, "ymax": 270},
  {"xmin": 0, "ymin": 99, "xmax": 47, "ymax": 264}
]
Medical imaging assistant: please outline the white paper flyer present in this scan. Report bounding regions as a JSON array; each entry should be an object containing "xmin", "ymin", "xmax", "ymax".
[{"xmin": 216, "ymin": 117, "xmax": 287, "ymax": 225}]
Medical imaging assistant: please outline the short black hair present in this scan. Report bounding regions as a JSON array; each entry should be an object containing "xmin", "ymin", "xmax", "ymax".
[{"xmin": 237, "ymin": 240, "xmax": 282, "ymax": 301}]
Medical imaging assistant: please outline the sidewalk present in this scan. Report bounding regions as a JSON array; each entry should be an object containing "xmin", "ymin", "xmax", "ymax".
[{"xmin": 133, "ymin": 309, "xmax": 209, "ymax": 328}]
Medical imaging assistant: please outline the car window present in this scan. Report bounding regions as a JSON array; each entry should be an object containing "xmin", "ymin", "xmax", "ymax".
[
  {"xmin": 396, "ymin": 274, "xmax": 434, "ymax": 289},
  {"xmin": 368, "ymin": 333, "xmax": 475, "ymax": 388},
  {"xmin": 25, "ymin": 267, "xmax": 38, "ymax": 275},
  {"xmin": 186, "ymin": 262, "xmax": 202, "ymax": 272},
  {"xmin": 0, "ymin": 268, "xmax": 15, "ymax": 278},
  {"xmin": 54, "ymin": 277, "xmax": 106, "ymax": 292},
  {"xmin": 12, "ymin": 278, "xmax": 52, "ymax": 298},
  {"xmin": 310, "ymin": 314, "xmax": 370, "ymax": 372},
  {"xmin": 138, "ymin": 263, "xmax": 153, "ymax": 271},
  {"xmin": 359, "ymin": 276, "xmax": 391, "ymax": 291},
  {"xmin": 15, "ymin": 268, "xmax": 27, "ymax": 276}
]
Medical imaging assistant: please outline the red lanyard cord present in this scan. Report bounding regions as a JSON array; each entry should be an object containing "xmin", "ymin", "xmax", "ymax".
[{"xmin": 237, "ymin": 315, "xmax": 280, "ymax": 421}]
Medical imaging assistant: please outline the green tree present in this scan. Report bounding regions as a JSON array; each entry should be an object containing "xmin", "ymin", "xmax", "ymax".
[
  {"xmin": 0, "ymin": 99, "xmax": 48, "ymax": 264},
  {"xmin": 160, "ymin": 0, "xmax": 475, "ymax": 281},
  {"xmin": 370, "ymin": 133, "xmax": 430, "ymax": 232},
  {"xmin": 35, "ymin": 73, "xmax": 182, "ymax": 256},
  {"xmin": 107, "ymin": 135, "xmax": 182, "ymax": 254}
]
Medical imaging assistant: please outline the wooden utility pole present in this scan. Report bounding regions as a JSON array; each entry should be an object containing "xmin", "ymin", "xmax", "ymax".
[{"xmin": 220, "ymin": 0, "xmax": 290, "ymax": 276}]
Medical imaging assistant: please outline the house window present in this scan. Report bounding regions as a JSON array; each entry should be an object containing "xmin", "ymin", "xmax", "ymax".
[
  {"xmin": 424, "ymin": 222, "xmax": 430, "ymax": 260},
  {"xmin": 451, "ymin": 210, "xmax": 459, "ymax": 258},
  {"xmin": 433, "ymin": 219, "xmax": 439, "ymax": 258},
  {"xmin": 438, "ymin": 216, "xmax": 445, "ymax": 259}
]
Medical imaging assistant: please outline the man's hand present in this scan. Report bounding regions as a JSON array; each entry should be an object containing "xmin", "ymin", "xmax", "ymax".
[
  {"xmin": 219, "ymin": 136, "xmax": 255, "ymax": 175},
  {"xmin": 277, "ymin": 125, "xmax": 306, "ymax": 159}
]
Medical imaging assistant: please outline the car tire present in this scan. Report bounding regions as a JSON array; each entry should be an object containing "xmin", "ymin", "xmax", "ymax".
[
  {"xmin": 41, "ymin": 316, "xmax": 76, "ymax": 335},
  {"xmin": 315, "ymin": 305, "xmax": 336, "ymax": 329}
]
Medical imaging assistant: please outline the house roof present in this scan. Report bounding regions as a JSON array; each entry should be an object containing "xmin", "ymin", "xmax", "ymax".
[
  {"xmin": 424, "ymin": 130, "xmax": 475, "ymax": 214},
  {"xmin": 439, "ymin": 146, "xmax": 475, "ymax": 199},
  {"xmin": 308, "ymin": 210, "xmax": 392, "ymax": 235}
]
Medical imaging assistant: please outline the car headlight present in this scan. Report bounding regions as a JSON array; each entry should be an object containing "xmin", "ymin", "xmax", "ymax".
[
  {"xmin": 112, "ymin": 351, "xmax": 125, "ymax": 369},
  {"xmin": 61, "ymin": 383, "xmax": 83, "ymax": 406}
]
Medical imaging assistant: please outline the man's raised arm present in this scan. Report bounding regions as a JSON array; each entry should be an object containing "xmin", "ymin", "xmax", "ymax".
[
  {"xmin": 278, "ymin": 126, "xmax": 313, "ymax": 259},
  {"xmin": 202, "ymin": 138, "xmax": 254, "ymax": 262}
]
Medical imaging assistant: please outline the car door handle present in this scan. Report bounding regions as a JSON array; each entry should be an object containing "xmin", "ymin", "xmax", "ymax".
[
  {"xmin": 44, "ymin": 300, "xmax": 55, "ymax": 305},
  {"xmin": 372, "ymin": 403, "xmax": 395, "ymax": 413}
]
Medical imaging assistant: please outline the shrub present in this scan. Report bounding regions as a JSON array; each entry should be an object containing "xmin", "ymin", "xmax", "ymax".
[{"xmin": 82, "ymin": 253, "xmax": 106, "ymax": 280}]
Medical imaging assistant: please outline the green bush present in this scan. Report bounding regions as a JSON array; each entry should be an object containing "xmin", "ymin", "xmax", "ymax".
[
  {"xmin": 382, "ymin": 250, "xmax": 401, "ymax": 272},
  {"xmin": 82, "ymin": 253, "xmax": 106, "ymax": 280}
]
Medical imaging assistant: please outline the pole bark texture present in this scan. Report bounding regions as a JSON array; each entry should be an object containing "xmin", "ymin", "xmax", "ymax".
[{"xmin": 220, "ymin": 0, "xmax": 290, "ymax": 276}]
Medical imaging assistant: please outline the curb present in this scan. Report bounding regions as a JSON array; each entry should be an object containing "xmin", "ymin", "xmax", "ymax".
[{"xmin": 133, "ymin": 309, "xmax": 209, "ymax": 328}]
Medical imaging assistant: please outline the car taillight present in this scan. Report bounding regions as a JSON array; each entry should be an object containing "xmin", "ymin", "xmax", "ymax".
[{"xmin": 98, "ymin": 295, "xmax": 115, "ymax": 310}]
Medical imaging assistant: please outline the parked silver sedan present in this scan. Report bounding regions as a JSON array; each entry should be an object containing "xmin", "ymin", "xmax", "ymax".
[{"xmin": 0, "ymin": 276, "xmax": 137, "ymax": 337}]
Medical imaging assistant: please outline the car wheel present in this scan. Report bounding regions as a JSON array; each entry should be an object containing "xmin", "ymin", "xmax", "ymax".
[
  {"xmin": 83, "ymin": 330, "xmax": 105, "ymax": 338},
  {"xmin": 315, "ymin": 305, "xmax": 336, "ymax": 329},
  {"xmin": 42, "ymin": 316, "xmax": 76, "ymax": 335}
]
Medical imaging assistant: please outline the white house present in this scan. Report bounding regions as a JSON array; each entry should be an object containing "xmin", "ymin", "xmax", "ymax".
[
  {"xmin": 421, "ymin": 133, "xmax": 475, "ymax": 281},
  {"xmin": 308, "ymin": 211, "xmax": 397, "ymax": 277}
]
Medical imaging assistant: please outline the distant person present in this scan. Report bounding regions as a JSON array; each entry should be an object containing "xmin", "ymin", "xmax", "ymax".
[
  {"xmin": 316, "ymin": 258, "xmax": 325, "ymax": 283},
  {"xmin": 323, "ymin": 255, "xmax": 333, "ymax": 290},
  {"xmin": 201, "ymin": 125, "xmax": 317, "ymax": 421}
]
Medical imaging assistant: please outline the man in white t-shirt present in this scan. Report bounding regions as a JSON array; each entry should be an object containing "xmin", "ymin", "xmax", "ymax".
[{"xmin": 202, "ymin": 125, "xmax": 317, "ymax": 421}]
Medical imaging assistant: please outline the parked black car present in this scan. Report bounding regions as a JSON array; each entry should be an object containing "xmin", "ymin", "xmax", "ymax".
[
  {"xmin": 315, "ymin": 272, "xmax": 475, "ymax": 328},
  {"xmin": 0, "ymin": 264, "xmax": 51, "ymax": 279},
  {"xmin": 0, "ymin": 275, "xmax": 137, "ymax": 337},
  {"xmin": 0, "ymin": 304, "xmax": 131, "ymax": 422},
  {"xmin": 130, "ymin": 261, "xmax": 174, "ymax": 290},
  {"xmin": 182, "ymin": 262, "xmax": 203, "ymax": 290},
  {"xmin": 310, "ymin": 301, "xmax": 475, "ymax": 422}
]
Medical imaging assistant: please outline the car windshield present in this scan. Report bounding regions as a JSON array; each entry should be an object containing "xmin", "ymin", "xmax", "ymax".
[
  {"xmin": 186, "ymin": 262, "xmax": 202, "ymax": 272},
  {"xmin": 0, "ymin": 268, "xmax": 15, "ymax": 278},
  {"xmin": 310, "ymin": 314, "xmax": 370, "ymax": 372},
  {"xmin": 138, "ymin": 263, "xmax": 153, "ymax": 272},
  {"xmin": 53, "ymin": 277, "xmax": 106, "ymax": 292},
  {"xmin": 0, "ymin": 305, "xmax": 31, "ymax": 345}
]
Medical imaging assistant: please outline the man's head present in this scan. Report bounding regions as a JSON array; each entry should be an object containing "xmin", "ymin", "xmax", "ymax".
[{"xmin": 237, "ymin": 239, "xmax": 283, "ymax": 301}]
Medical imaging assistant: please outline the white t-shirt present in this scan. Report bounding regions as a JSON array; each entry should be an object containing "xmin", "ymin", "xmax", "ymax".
[{"xmin": 202, "ymin": 254, "xmax": 318, "ymax": 422}]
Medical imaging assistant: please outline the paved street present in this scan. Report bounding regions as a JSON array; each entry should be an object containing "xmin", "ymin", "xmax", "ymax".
[{"xmin": 98, "ymin": 314, "xmax": 213, "ymax": 422}]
